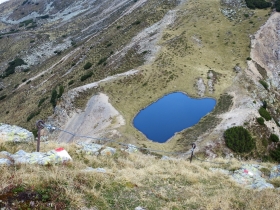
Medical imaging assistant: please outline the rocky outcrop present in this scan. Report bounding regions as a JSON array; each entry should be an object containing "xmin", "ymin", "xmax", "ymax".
[
  {"xmin": 211, "ymin": 164, "xmax": 275, "ymax": 190},
  {"xmin": 0, "ymin": 148, "xmax": 72, "ymax": 166},
  {"xmin": 0, "ymin": 123, "xmax": 34, "ymax": 143}
]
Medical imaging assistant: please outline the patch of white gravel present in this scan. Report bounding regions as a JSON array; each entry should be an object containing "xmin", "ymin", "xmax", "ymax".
[{"xmin": 57, "ymin": 93, "xmax": 125, "ymax": 142}]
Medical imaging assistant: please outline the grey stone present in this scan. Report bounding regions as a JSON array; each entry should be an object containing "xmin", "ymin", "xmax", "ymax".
[
  {"xmin": 0, "ymin": 123, "xmax": 34, "ymax": 143},
  {"xmin": 82, "ymin": 167, "xmax": 106, "ymax": 173},
  {"xmin": 0, "ymin": 149, "xmax": 72, "ymax": 165},
  {"xmin": 135, "ymin": 207, "xmax": 146, "ymax": 210},
  {"xmin": 0, "ymin": 158, "xmax": 12, "ymax": 166},
  {"xmin": 270, "ymin": 165, "xmax": 280, "ymax": 179},
  {"xmin": 125, "ymin": 144, "xmax": 138, "ymax": 153},
  {"xmin": 78, "ymin": 142, "xmax": 103, "ymax": 155}
]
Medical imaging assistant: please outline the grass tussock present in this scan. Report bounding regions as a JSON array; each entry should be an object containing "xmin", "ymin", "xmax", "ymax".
[{"xmin": 0, "ymin": 141, "xmax": 280, "ymax": 209}]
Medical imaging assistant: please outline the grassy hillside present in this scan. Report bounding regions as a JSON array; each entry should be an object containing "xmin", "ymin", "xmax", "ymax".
[{"xmin": 0, "ymin": 141, "xmax": 280, "ymax": 209}]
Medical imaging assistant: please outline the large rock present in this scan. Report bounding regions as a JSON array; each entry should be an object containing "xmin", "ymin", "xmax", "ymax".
[
  {"xmin": 0, "ymin": 123, "xmax": 34, "ymax": 143},
  {"xmin": 0, "ymin": 148, "xmax": 72, "ymax": 165},
  {"xmin": 77, "ymin": 142, "xmax": 116, "ymax": 156},
  {"xmin": 270, "ymin": 165, "xmax": 280, "ymax": 179},
  {"xmin": 231, "ymin": 164, "xmax": 274, "ymax": 190},
  {"xmin": 212, "ymin": 164, "xmax": 274, "ymax": 190}
]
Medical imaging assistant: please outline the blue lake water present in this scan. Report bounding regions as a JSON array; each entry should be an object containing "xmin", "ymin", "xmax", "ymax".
[{"xmin": 133, "ymin": 92, "xmax": 216, "ymax": 143}]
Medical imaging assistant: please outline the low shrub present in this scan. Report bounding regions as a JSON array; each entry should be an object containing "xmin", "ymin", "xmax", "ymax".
[
  {"xmin": 27, "ymin": 110, "xmax": 40, "ymax": 122},
  {"xmin": 97, "ymin": 57, "xmax": 107, "ymax": 66},
  {"xmin": 68, "ymin": 80, "xmax": 74, "ymax": 86},
  {"xmin": 269, "ymin": 134, "xmax": 279, "ymax": 142},
  {"xmin": 50, "ymin": 89, "xmax": 58, "ymax": 108},
  {"xmin": 57, "ymin": 85, "xmax": 64, "ymax": 98},
  {"xmin": 259, "ymin": 80, "xmax": 269, "ymax": 90},
  {"xmin": 270, "ymin": 147, "xmax": 280, "ymax": 162},
  {"xmin": 224, "ymin": 126, "xmax": 255, "ymax": 153},
  {"xmin": 83, "ymin": 62, "xmax": 92, "ymax": 70},
  {"xmin": 0, "ymin": 95, "xmax": 7, "ymax": 101},
  {"xmin": 38, "ymin": 97, "xmax": 47, "ymax": 107},
  {"xmin": 80, "ymin": 71, "xmax": 93, "ymax": 81},
  {"xmin": 245, "ymin": 0, "xmax": 272, "ymax": 9},
  {"xmin": 257, "ymin": 117, "xmax": 265, "ymax": 125},
  {"xmin": 259, "ymin": 107, "xmax": 271, "ymax": 121}
]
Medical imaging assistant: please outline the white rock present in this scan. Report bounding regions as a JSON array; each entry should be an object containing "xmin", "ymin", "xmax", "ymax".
[{"xmin": 0, "ymin": 123, "xmax": 34, "ymax": 143}]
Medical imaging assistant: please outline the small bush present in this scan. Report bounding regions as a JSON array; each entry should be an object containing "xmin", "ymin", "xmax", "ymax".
[
  {"xmin": 269, "ymin": 134, "xmax": 279, "ymax": 142},
  {"xmin": 257, "ymin": 117, "xmax": 265, "ymax": 125},
  {"xmin": 259, "ymin": 80, "xmax": 269, "ymax": 90},
  {"xmin": 0, "ymin": 95, "xmax": 7, "ymax": 101},
  {"xmin": 97, "ymin": 57, "xmax": 107, "ymax": 66},
  {"xmin": 224, "ymin": 126, "xmax": 255, "ymax": 153},
  {"xmin": 50, "ymin": 89, "xmax": 58, "ymax": 108},
  {"xmin": 22, "ymin": 78, "xmax": 27, "ymax": 82},
  {"xmin": 132, "ymin": 20, "xmax": 141, "ymax": 25},
  {"xmin": 245, "ymin": 0, "xmax": 272, "ymax": 9},
  {"xmin": 80, "ymin": 72, "xmax": 93, "ymax": 81},
  {"xmin": 262, "ymin": 101, "xmax": 267, "ymax": 109},
  {"xmin": 83, "ymin": 62, "xmax": 92, "ymax": 70},
  {"xmin": 68, "ymin": 80, "xmax": 74, "ymax": 86},
  {"xmin": 259, "ymin": 107, "xmax": 271, "ymax": 121},
  {"xmin": 38, "ymin": 97, "xmax": 47, "ymax": 107},
  {"xmin": 270, "ymin": 146, "xmax": 280, "ymax": 162},
  {"xmin": 57, "ymin": 85, "xmax": 64, "ymax": 98},
  {"xmin": 27, "ymin": 110, "xmax": 40, "ymax": 122},
  {"xmin": 246, "ymin": 57, "xmax": 252, "ymax": 60},
  {"xmin": 26, "ymin": 80, "xmax": 31, "ymax": 84}
]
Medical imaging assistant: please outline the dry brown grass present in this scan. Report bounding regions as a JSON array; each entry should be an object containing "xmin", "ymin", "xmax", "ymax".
[{"xmin": 0, "ymin": 141, "xmax": 280, "ymax": 209}]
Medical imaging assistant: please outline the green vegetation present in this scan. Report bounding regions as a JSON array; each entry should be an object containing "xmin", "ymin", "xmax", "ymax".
[
  {"xmin": 245, "ymin": 0, "xmax": 272, "ymax": 9},
  {"xmin": 132, "ymin": 20, "xmax": 141, "ymax": 25},
  {"xmin": 276, "ymin": 0, "xmax": 280, "ymax": 12},
  {"xmin": 270, "ymin": 146, "xmax": 280, "ymax": 162},
  {"xmin": 38, "ymin": 15, "xmax": 49, "ymax": 19},
  {"xmin": 0, "ymin": 95, "xmax": 7, "ymax": 101},
  {"xmin": 224, "ymin": 126, "xmax": 255, "ymax": 153},
  {"xmin": 83, "ymin": 62, "xmax": 92, "ymax": 70},
  {"xmin": 27, "ymin": 110, "xmax": 40, "ymax": 122},
  {"xmin": 50, "ymin": 89, "xmax": 58, "ymax": 108},
  {"xmin": 19, "ymin": 19, "xmax": 34, "ymax": 27},
  {"xmin": 68, "ymin": 80, "xmax": 74, "ymax": 86},
  {"xmin": 257, "ymin": 117, "xmax": 265, "ymax": 125},
  {"xmin": 57, "ymin": 85, "xmax": 64, "ymax": 98},
  {"xmin": 38, "ymin": 97, "xmax": 48, "ymax": 107},
  {"xmin": 269, "ymin": 134, "xmax": 279, "ymax": 142},
  {"xmin": 259, "ymin": 80, "xmax": 269, "ymax": 90},
  {"xmin": 97, "ymin": 57, "xmax": 107, "ymax": 66},
  {"xmin": 259, "ymin": 107, "xmax": 271, "ymax": 121},
  {"xmin": 80, "ymin": 71, "xmax": 93, "ymax": 81},
  {"xmin": 2, "ymin": 58, "xmax": 26, "ymax": 78}
]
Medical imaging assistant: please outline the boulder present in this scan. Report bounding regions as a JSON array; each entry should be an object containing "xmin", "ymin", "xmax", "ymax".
[
  {"xmin": 0, "ymin": 158, "xmax": 12, "ymax": 166},
  {"xmin": 77, "ymin": 142, "xmax": 103, "ymax": 155},
  {"xmin": 270, "ymin": 165, "xmax": 280, "ymax": 179},
  {"xmin": 0, "ymin": 148, "xmax": 72, "ymax": 165},
  {"xmin": 231, "ymin": 164, "xmax": 274, "ymax": 190},
  {"xmin": 125, "ymin": 144, "xmax": 138, "ymax": 153},
  {"xmin": 0, "ymin": 123, "xmax": 34, "ymax": 143},
  {"xmin": 100, "ymin": 147, "xmax": 116, "ymax": 156}
]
